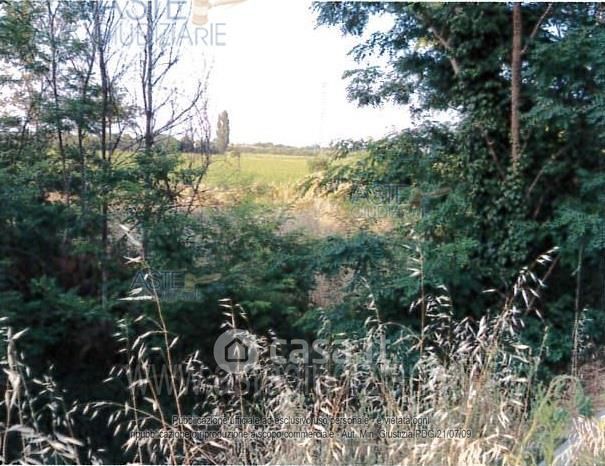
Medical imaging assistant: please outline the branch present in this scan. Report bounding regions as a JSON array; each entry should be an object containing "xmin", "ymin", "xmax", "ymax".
[
  {"xmin": 427, "ymin": 26, "xmax": 460, "ymax": 76},
  {"xmin": 525, "ymin": 145, "xmax": 567, "ymax": 199},
  {"xmin": 416, "ymin": 8, "xmax": 461, "ymax": 77},
  {"xmin": 521, "ymin": 3, "xmax": 553, "ymax": 56},
  {"xmin": 478, "ymin": 126, "xmax": 506, "ymax": 179}
]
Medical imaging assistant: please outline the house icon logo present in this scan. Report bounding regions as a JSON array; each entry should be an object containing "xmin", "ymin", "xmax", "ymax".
[
  {"xmin": 190, "ymin": 0, "xmax": 248, "ymax": 26},
  {"xmin": 214, "ymin": 329, "xmax": 258, "ymax": 373},
  {"xmin": 225, "ymin": 335, "xmax": 248, "ymax": 363}
]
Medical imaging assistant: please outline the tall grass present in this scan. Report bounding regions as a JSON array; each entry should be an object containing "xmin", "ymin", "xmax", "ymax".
[
  {"xmin": 0, "ymin": 322, "xmax": 99, "ymax": 464},
  {"xmin": 1, "ymin": 248, "xmax": 604, "ymax": 464}
]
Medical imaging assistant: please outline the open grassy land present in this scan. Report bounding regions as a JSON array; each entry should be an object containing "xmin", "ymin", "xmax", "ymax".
[{"xmin": 184, "ymin": 152, "xmax": 313, "ymax": 187}]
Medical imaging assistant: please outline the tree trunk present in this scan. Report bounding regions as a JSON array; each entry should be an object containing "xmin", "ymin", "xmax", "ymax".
[
  {"xmin": 141, "ymin": 0, "xmax": 154, "ymax": 260},
  {"xmin": 145, "ymin": 0, "xmax": 154, "ymax": 156},
  {"xmin": 511, "ymin": 2, "xmax": 522, "ymax": 169},
  {"xmin": 46, "ymin": 1, "xmax": 68, "ymax": 204},
  {"xmin": 95, "ymin": 5, "xmax": 110, "ymax": 310}
]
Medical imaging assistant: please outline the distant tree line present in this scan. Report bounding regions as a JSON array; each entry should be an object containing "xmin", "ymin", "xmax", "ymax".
[{"xmin": 229, "ymin": 142, "xmax": 327, "ymax": 156}]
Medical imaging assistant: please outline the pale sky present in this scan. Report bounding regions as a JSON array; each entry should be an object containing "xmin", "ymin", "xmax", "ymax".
[{"xmin": 165, "ymin": 0, "xmax": 411, "ymax": 147}]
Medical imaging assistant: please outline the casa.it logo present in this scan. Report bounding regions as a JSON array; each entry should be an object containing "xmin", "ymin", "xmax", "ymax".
[{"xmin": 191, "ymin": 0, "xmax": 247, "ymax": 26}]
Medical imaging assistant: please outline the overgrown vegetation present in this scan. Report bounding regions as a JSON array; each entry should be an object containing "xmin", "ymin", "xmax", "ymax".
[
  {"xmin": 0, "ymin": 1, "xmax": 604, "ymax": 464},
  {"xmin": 309, "ymin": 2, "xmax": 605, "ymax": 371},
  {"xmin": 1, "ymin": 250, "xmax": 604, "ymax": 464}
]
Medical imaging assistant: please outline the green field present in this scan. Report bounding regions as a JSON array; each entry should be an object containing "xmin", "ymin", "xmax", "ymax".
[{"xmin": 185, "ymin": 152, "xmax": 313, "ymax": 187}]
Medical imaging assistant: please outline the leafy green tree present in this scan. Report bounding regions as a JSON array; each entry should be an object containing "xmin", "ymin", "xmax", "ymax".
[
  {"xmin": 313, "ymin": 3, "xmax": 605, "ymax": 367},
  {"xmin": 180, "ymin": 134, "xmax": 195, "ymax": 153},
  {"xmin": 216, "ymin": 110, "xmax": 230, "ymax": 153}
]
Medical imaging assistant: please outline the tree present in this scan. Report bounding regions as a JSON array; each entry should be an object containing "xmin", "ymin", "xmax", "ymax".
[
  {"xmin": 180, "ymin": 134, "xmax": 195, "ymax": 153},
  {"xmin": 216, "ymin": 110, "xmax": 230, "ymax": 153},
  {"xmin": 313, "ymin": 3, "xmax": 605, "ymax": 368}
]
